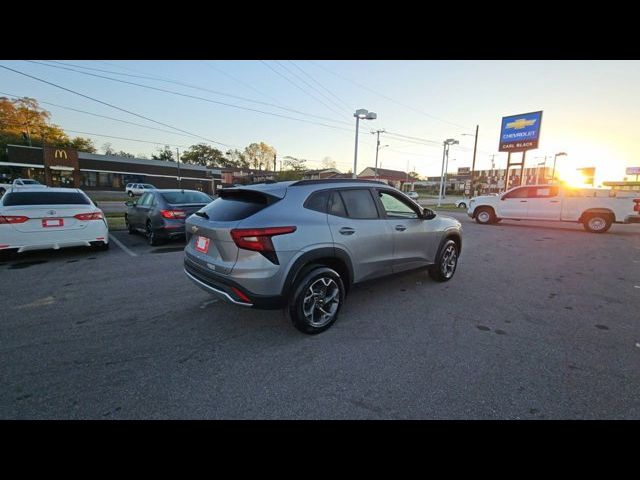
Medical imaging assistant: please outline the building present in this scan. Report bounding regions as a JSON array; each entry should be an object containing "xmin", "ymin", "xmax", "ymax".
[
  {"xmin": 220, "ymin": 167, "xmax": 277, "ymax": 186},
  {"xmin": 1, "ymin": 144, "xmax": 220, "ymax": 194},
  {"xmin": 425, "ymin": 166, "xmax": 555, "ymax": 194},
  {"xmin": 602, "ymin": 181, "xmax": 640, "ymax": 192},
  {"xmin": 358, "ymin": 167, "xmax": 412, "ymax": 190},
  {"xmin": 301, "ymin": 168, "xmax": 342, "ymax": 180}
]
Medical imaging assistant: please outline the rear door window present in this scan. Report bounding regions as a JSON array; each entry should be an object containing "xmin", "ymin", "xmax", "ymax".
[
  {"xmin": 2, "ymin": 191, "xmax": 90, "ymax": 206},
  {"xmin": 339, "ymin": 189, "xmax": 379, "ymax": 219},
  {"xmin": 328, "ymin": 191, "xmax": 347, "ymax": 217}
]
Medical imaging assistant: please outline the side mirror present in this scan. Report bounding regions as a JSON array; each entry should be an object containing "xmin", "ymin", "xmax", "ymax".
[
  {"xmin": 422, "ymin": 207, "xmax": 436, "ymax": 220},
  {"xmin": 125, "ymin": 200, "xmax": 135, "ymax": 207}
]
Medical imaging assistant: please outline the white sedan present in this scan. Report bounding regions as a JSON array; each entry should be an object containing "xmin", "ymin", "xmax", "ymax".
[
  {"xmin": 455, "ymin": 198, "xmax": 470, "ymax": 209},
  {"xmin": 0, "ymin": 188, "xmax": 109, "ymax": 254}
]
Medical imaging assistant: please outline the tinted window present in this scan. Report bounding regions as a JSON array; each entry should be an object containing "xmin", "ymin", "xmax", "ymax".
[
  {"xmin": 143, "ymin": 184, "xmax": 155, "ymax": 189},
  {"xmin": 378, "ymin": 191, "xmax": 419, "ymax": 219},
  {"xmin": 201, "ymin": 190, "xmax": 271, "ymax": 221},
  {"xmin": 503, "ymin": 187, "xmax": 533, "ymax": 199},
  {"xmin": 161, "ymin": 191, "xmax": 212, "ymax": 204},
  {"xmin": 21, "ymin": 179, "xmax": 39, "ymax": 184},
  {"xmin": 2, "ymin": 191, "xmax": 90, "ymax": 206},
  {"xmin": 339, "ymin": 189, "xmax": 379, "ymax": 219},
  {"xmin": 138, "ymin": 193, "xmax": 152, "ymax": 207},
  {"xmin": 305, "ymin": 190, "xmax": 330, "ymax": 213},
  {"xmin": 328, "ymin": 191, "xmax": 347, "ymax": 217}
]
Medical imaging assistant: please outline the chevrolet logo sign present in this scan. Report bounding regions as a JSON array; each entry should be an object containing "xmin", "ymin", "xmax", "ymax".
[
  {"xmin": 54, "ymin": 149, "xmax": 68, "ymax": 159},
  {"xmin": 506, "ymin": 118, "xmax": 536, "ymax": 130}
]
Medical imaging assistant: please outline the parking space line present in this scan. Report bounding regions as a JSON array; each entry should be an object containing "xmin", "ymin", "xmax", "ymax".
[{"xmin": 109, "ymin": 233, "xmax": 138, "ymax": 257}]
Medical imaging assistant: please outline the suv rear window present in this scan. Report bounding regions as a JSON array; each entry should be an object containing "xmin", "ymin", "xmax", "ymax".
[
  {"xmin": 201, "ymin": 190, "xmax": 272, "ymax": 221},
  {"xmin": 161, "ymin": 191, "xmax": 212, "ymax": 204},
  {"xmin": 2, "ymin": 191, "xmax": 90, "ymax": 206}
]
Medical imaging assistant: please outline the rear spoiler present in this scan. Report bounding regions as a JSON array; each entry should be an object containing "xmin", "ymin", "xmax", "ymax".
[{"xmin": 218, "ymin": 187, "xmax": 283, "ymax": 204}]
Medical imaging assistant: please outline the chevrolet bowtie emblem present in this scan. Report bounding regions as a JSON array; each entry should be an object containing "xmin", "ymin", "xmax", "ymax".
[
  {"xmin": 191, "ymin": 226, "xmax": 198, "ymax": 233},
  {"xmin": 506, "ymin": 118, "xmax": 536, "ymax": 130}
]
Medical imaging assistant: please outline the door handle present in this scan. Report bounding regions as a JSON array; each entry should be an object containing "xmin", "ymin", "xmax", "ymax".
[
  {"xmin": 519, "ymin": 200, "xmax": 527, "ymax": 203},
  {"xmin": 339, "ymin": 227, "xmax": 355, "ymax": 235},
  {"xmin": 550, "ymin": 200, "xmax": 560, "ymax": 203},
  {"xmin": 395, "ymin": 225, "xmax": 407, "ymax": 231}
]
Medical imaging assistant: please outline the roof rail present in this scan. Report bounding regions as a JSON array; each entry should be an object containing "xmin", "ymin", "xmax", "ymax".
[{"xmin": 290, "ymin": 179, "xmax": 388, "ymax": 187}]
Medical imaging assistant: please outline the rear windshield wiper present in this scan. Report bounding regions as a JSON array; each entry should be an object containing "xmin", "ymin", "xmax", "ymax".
[{"xmin": 194, "ymin": 211, "xmax": 209, "ymax": 219}]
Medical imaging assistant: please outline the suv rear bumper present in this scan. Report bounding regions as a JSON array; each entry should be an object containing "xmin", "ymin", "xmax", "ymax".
[{"xmin": 184, "ymin": 256, "xmax": 285, "ymax": 309}]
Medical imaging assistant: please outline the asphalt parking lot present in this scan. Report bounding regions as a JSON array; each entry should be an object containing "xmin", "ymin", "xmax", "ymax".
[{"xmin": 1, "ymin": 212, "xmax": 639, "ymax": 419}]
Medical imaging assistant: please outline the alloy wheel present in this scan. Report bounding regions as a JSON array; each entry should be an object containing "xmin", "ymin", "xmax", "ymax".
[{"xmin": 302, "ymin": 277, "xmax": 340, "ymax": 328}]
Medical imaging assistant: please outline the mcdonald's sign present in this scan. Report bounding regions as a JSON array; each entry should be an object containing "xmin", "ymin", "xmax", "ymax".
[{"xmin": 54, "ymin": 149, "xmax": 69, "ymax": 160}]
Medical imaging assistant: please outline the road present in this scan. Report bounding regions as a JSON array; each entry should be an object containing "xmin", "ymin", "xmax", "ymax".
[{"xmin": 1, "ymin": 213, "xmax": 639, "ymax": 419}]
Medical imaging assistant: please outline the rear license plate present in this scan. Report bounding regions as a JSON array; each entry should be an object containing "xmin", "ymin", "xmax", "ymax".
[
  {"xmin": 195, "ymin": 235, "xmax": 210, "ymax": 253},
  {"xmin": 42, "ymin": 218, "xmax": 64, "ymax": 228}
]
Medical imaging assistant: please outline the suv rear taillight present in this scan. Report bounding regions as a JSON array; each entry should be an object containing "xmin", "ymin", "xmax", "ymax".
[
  {"xmin": 633, "ymin": 199, "xmax": 640, "ymax": 212},
  {"xmin": 0, "ymin": 215, "xmax": 29, "ymax": 224},
  {"xmin": 230, "ymin": 226, "xmax": 296, "ymax": 264},
  {"xmin": 74, "ymin": 212, "xmax": 104, "ymax": 221},
  {"xmin": 161, "ymin": 209, "xmax": 187, "ymax": 219}
]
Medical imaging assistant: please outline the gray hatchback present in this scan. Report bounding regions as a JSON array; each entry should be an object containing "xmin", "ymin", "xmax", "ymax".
[{"xmin": 184, "ymin": 179, "xmax": 462, "ymax": 334}]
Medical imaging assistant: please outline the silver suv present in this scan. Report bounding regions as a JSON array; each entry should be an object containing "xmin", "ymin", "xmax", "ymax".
[{"xmin": 183, "ymin": 179, "xmax": 462, "ymax": 334}]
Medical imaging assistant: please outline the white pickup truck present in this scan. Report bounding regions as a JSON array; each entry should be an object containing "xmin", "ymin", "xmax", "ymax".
[
  {"xmin": 468, "ymin": 184, "xmax": 640, "ymax": 233},
  {"xmin": 0, "ymin": 178, "xmax": 47, "ymax": 197}
]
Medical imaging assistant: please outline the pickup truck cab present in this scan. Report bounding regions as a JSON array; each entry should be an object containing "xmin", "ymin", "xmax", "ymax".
[
  {"xmin": 0, "ymin": 178, "xmax": 47, "ymax": 197},
  {"xmin": 468, "ymin": 184, "xmax": 640, "ymax": 233}
]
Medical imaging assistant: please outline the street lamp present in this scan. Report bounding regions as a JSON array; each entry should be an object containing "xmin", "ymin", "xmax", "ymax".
[
  {"xmin": 552, "ymin": 152, "xmax": 567, "ymax": 183},
  {"xmin": 353, "ymin": 108, "xmax": 377, "ymax": 179},
  {"xmin": 438, "ymin": 138, "xmax": 459, "ymax": 206}
]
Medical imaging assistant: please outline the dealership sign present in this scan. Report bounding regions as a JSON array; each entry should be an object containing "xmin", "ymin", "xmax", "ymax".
[
  {"xmin": 498, "ymin": 111, "xmax": 543, "ymax": 152},
  {"xmin": 626, "ymin": 167, "xmax": 640, "ymax": 175}
]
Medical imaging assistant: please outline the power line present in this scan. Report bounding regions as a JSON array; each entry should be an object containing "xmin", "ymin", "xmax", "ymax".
[
  {"xmin": 284, "ymin": 60, "xmax": 352, "ymax": 115},
  {"xmin": 21, "ymin": 60, "xmax": 361, "ymax": 133},
  {"xmin": 307, "ymin": 60, "xmax": 473, "ymax": 131},
  {"xmin": 0, "ymin": 64, "xmax": 235, "ymax": 149},
  {"xmin": 294, "ymin": 61, "xmax": 354, "ymax": 112}
]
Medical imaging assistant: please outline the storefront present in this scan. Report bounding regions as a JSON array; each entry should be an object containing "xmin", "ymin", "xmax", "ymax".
[{"xmin": 2, "ymin": 145, "xmax": 221, "ymax": 194}]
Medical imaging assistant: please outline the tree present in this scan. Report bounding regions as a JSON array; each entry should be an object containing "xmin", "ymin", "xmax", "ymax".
[
  {"xmin": 115, "ymin": 150, "xmax": 135, "ymax": 158},
  {"xmin": 102, "ymin": 142, "xmax": 115, "ymax": 155},
  {"xmin": 68, "ymin": 136, "xmax": 96, "ymax": 153},
  {"xmin": 152, "ymin": 145, "xmax": 175, "ymax": 162},
  {"xmin": 181, "ymin": 143, "xmax": 226, "ymax": 167},
  {"xmin": 408, "ymin": 171, "xmax": 421, "ymax": 180},
  {"xmin": 276, "ymin": 155, "xmax": 307, "ymax": 181},
  {"xmin": 243, "ymin": 142, "xmax": 276, "ymax": 170},
  {"xmin": 225, "ymin": 149, "xmax": 249, "ymax": 169},
  {"xmin": 321, "ymin": 156, "xmax": 336, "ymax": 169},
  {"xmin": 0, "ymin": 96, "xmax": 68, "ymax": 149}
]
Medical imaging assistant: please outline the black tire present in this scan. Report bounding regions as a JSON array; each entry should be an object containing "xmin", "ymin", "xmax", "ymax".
[
  {"xmin": 582, "ymin": 213, "xmax": 612, "ymax": 233},
  {"xmin": 127, "ymin": 191, "xmax": 134, "ymax": 197},
  {"xmin": 458, "ymin": 202, "xmax": 466, "ymax": 209},
  {"xmin": 146, "ymin": 221, "xmax": 163, "ymax": 246},
  {"xmin": 125, "ymin": 215, "xmax": 136, "ymax": 234},
  {"xmin": 428, "ymin": 239, "xmax": 459, "ymax": 282},
  {"xmin": 0, "ymin": 188, "xmax": 5, "ymax": 197},
  {"xmin": 288, "ymin": 265, "xmax": 345, "ymax": 335},
  {"xmin": 475, "ymin": 206, "xmax": 497, "ymax": 225}
]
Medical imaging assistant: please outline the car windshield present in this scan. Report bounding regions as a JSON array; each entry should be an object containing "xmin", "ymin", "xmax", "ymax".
[
  {"xmin": 161, "ymin": 191, "xmax": 212, "ymax": 204},
  {"xmin": 2, "ymin": 191, "xmax": 90, "ymax": 205}
]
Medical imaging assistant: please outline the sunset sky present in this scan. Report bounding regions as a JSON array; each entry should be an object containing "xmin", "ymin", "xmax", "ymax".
[{"xmin": 1, "ymin": 60, "xmax": 638, "ymax": 186}]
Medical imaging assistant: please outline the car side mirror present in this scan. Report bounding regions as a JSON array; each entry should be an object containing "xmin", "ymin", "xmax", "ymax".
[
  {"xmin": 125, "ymin": 200, "xmax": 135, "ymax": 207},
  {"xmin": 422, "ymin": 207, "xmax": 436, "ymax": 220}
]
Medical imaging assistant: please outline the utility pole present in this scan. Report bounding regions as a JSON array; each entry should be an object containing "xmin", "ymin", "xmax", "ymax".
[
  {"xmin": 273, "ymin": 154, "xmax": 277, "ymax": 173},
  {"xmin": 470, "ymin": 124, "xmax": 479, "ymax": 196},
  {"xmin": 438, "ymin": 142, "xmax": 447, "ymax": 206},
  {"xmin": 176, "ymin": 148, "xmax": 182, "ymax": 189},
  {"xmin": 372, "ymin": 129, "xmax": 385, "ymax": 180}
]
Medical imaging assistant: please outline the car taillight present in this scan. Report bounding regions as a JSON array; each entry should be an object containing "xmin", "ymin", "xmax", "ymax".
[
  {"xmin": 633, "ymin": 199, "xmax": 640, "ymax": 212},
  {"xmin": 0, "ymin": 215, "xmax": 29, "ymax": 224},
  {"xmin": 160, "ymin": 209, "xmax": 187, "ymax": 219},
  {"xmin": 230, "ymin": 226, "xmax": 296, "ymax": 264},
  {"xmin": 74, "ymin": 212, "xmax": 104, "ymax": 221}
]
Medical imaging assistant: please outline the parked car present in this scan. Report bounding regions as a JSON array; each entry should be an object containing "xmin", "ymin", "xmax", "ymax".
[
  {"xmin": 455, "ymin": 199, "xmax": 469, "ymax": 209},
  {"xmin": 183, "ymin": 179, "xmax": 462, "ymax": 334},
  {"xmin": 125, "ymin": 189, "xmax": 214, "ymax": 245},
  {"xmin": 0, "ymin": 178, "xmax": 47, "ymax": 197},
  {"xmin": 0, "ymin": 188, "xmax": 108, "ymax": 256},
  {"xmin": 406, "ymin": 190, "xmax": 419, "ymax": 200},
  {"xmin": 125, "ymin": 183, "xmax": 156, "ymax": 197},
  {"xmin": 468, "ymin": 184, "xmax": 640, "ymax": 232}
]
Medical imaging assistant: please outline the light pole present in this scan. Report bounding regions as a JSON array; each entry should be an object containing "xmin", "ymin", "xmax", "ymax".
[
  {"xmin": 461, "ymin": 125, "xmax": 479, "ymax": 195},
  {"xmin": 371, "ymin": 129, "xmax": 386, "ymax": 180},
  {"xmin": 353, "ymin": 108, "xmax": 377, "ymax": 179},
  {"xmin": 552, "ymin": 152, "xmax": 567, "ymax": 183},
  {"xmin": 438, "ymin": 138, "xmax": 459, "ymax": 207}
]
